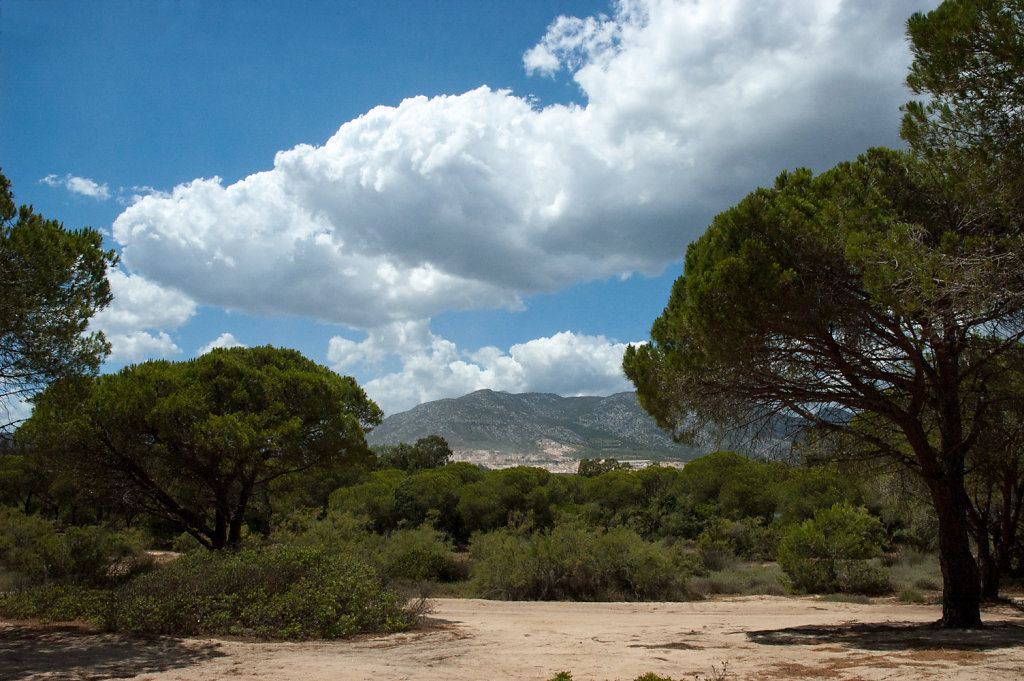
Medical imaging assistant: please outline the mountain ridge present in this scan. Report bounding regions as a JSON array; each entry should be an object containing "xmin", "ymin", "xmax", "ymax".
[{"xmin": 366, "ymin": 389, "xmax": 706, "ymax": 463}]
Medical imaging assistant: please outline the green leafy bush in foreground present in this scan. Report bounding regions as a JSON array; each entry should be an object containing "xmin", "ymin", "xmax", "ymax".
[
  {"xmin": 777, "ymin": 502, "xmax": 889, "ymax": 595},
  {"xmin": 115, "ymin": 545, "xmax": 418, "ymax": 638},
  {"xmin": 271, "ymin": 510, "xmax": 461, "ymax": 584},
  {"xmin": 0, "ymin": 584, "xmax": 112, "ymax": 623},
  {"xmin": 0, "ymin": 545, "xmax": 419, "ymax": 640},
  {"xmin": 469, "ymin": 521, "xmax": 705, "ymax": 601},
  {"xmin": 0, "ymin": 507, "xmax": 152, "ymax": 588}
]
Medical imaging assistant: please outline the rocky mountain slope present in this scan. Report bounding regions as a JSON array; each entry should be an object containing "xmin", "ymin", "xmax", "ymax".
[{"xmin": 366, "ymin": 389, "xmax": 708, "ymax": 463}]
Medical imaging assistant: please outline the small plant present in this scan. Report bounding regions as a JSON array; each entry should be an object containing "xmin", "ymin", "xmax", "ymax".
[
  {"xmin": 819, "ymin": 593, "xmax": 872, "ymax": 604},
  {"xmin": 546, "ymin": 673, "xmax": 573, "ymax": 681},
  {"xmin": 170, "ymin": 531, "xmax": 205, "ymax": 554},
  {"xmin": 899, "ymin": 587, "xmax": 926, "ymax": 603},
  {"xmin": 695, "ymin": 661, "xmax": 729, "ymax": 681},
  {"xmin": 686, "ymin": 563, "xmax": 785, "ymax": 597}
]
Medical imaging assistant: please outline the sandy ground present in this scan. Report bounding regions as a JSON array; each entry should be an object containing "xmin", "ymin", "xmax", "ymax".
[{"xmin": 3, "ymin": 596, "xmax": 1024, "ymax": 681}]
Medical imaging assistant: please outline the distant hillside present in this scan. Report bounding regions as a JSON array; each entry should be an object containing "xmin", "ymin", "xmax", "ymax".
[{"xmin": 366, "ymin": 389, "xmax": 709, "ymax": 463}]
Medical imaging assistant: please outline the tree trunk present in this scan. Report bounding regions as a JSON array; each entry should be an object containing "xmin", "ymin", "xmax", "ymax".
[
  {"xmin": 977, "ymin": 535, "xmax": 1001, "ymax": 601},
  {"xmin": 212, "ymin": 506, "xmax": 228, "ymax": 550},
  {"xmin": 997, "ymin": 474, "xmax": 1022, "ymax": 577},
  {"xmin": 227, "ymin": 513, "xmax": 245, "ymax": 547},
  {"xmin": 226, "ymin": 478, "xmax": 255, "ymax": 548},
  {"xmin": 930, "ymin": 479, "xmax": 983, "ymax": 627},
  {"xmin": 972, "ymin": 499, "xmax": 1000, "ymax": 600}
]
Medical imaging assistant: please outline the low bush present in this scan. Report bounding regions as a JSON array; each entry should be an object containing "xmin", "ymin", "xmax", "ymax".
[
  {"xmin": 469, "ymin": 521, "xmax": 704, "ymax": 601},
  {"xmin": 0, "ymin": 545, "xmax": 420, "ymax": 640},
  {"xmin": 112, "ymin": 545, "xmax": 418, "ymax": 638},
  {"xmin": 777, "ymin": 503, "xmax": 890, "ymax": 595},
  {"xmin": 898, "ymin": 587, "xmax": 926, "ymax": 603},
  {"xmin": 0, "ymin": 507, "xmax": 152, "ymax": 587},
  {"xmin": 372, "ymin": 527, "xmax": 459, "ymax": 583},
  {"xmin": 686, "ymin": 563, "xmax": 786, "ymax": 597},
  {"xmin": 696, "ymin": 517, "xmax": 779, "ymax": 566},
  {"xmin": 271, "ymin": 511, "xmax": 458, "ymax": 584},
  {"xmin": 0, "ymin": 584, "xmax": 112, "ymax": 623}
]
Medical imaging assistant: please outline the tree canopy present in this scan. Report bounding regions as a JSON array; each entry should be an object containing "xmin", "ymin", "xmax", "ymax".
[
  {"xmin": 624, "ymin": 0, "xmax": 1024, "ymax": 628},
  {"xmin": 0, "ymin": 170, "xmax": 117, "ymax": 432},
  {"xmin": 18, "ymin": 346, "xmax": 383, "ymax": 550},
  {"xmin": 375, "ymin": 434, "xmax": 453, "ymax": 473}
]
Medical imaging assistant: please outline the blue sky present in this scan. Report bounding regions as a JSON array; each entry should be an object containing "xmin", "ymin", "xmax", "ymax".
[{"xmin": 2, "ymin": 0, "xmax": 939, "ymax": 415}]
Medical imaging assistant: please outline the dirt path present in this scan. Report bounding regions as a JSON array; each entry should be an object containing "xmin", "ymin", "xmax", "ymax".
[{"xmin": 3, "ymin": 597, "xmax": 1024, "ymax": 681}]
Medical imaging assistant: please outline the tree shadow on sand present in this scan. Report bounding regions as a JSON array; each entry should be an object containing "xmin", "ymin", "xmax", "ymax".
[
  {"xmin": 0, "ymin": 623, "xmax": 225, "ymax": 681},
  {"xmin": 746, "ymin": 620, "xmax": 1024, "ymax": 652}
]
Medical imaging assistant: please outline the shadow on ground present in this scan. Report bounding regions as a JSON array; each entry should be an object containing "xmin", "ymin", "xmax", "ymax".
[
  {"xmin": 0, "ymin": 623, "xmax": 224, "ymax": 680},
  {"xmin": 746, "ymin": 620, "xmax": 1024, "ymax": 651}
]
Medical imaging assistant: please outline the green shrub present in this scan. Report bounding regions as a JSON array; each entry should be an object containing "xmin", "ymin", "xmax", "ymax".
[
  {"xmin": 834, "ymin": 559, "xmax": 890, "ymax": 595},
  {"xmin": 777, "ymin": 502, "xmax": 890, "ymax": 594},
  {"xmin": 0, "ymin": 508, "xmax": 152, "ymax": 587},
  {"xmin": 0, "ymin": 509, "xmax": 66, "ymax": 585},
  {"xmin": 469, "ymin": 521, "xmax": 703, "ymax": 601},
  {"xmin": 456, "ymin": 466, "xmax": 573, "ymax": 537},
  {"xmin": 686, "ymin": 563, "xmax": 786, "ymax": 597},
  {"xmin": 271, "ymin": 508, "xmax": 367, "ymax": 553},
  {"xmin": 696, "ymin": 517, "xmax": 779, "ymax": 567},
  {"xmin": 774, "ymin": 465, "xmax": 861, "ymax": 524},
  {"xmin": 329, "ymin": 469, "xmax": 407, "ymax": 533},
  {"xmin": 373, "ymin": 527, "xmax": 457, "ymax": 582},
  {"xmin": 112, "ymin": 545, "xmax": 418, "ymax": 638},
  {"xmin": 271, "ymin": 510, "xmax": 458, "ymax": 584},
  {"xmin": 0, "ymin": 584, "xmax": 113, "ymax": 624},
  {"xmin": 170, "ymin": 531, "xmax": 206, "ymax": 554},
  {"xmin": 3, "ymin": 542, "xmax": 420, "ymax": 637},
  {"xmin": 899, "ymin": 587, "xmax": 926, "ymax": 603}
]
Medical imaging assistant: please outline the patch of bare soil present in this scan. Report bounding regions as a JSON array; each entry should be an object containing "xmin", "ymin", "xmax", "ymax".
[{"xmin": 2, "ymin": 596, "xmax": 1023, "ymax": 681}]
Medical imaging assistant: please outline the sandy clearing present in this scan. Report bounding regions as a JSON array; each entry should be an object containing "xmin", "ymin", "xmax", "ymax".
[{"xmin": 3, "ymin": 596, "xmax": 1023, "ymax": 681}]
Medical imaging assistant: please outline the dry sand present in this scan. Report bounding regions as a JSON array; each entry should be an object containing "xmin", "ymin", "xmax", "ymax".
[{"xmin": 3, "ymin": 596, "xmax": 1023, "ymax": 681}]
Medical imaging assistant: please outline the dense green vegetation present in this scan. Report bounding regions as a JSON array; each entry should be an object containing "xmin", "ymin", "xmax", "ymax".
[
  {"xmin": 0, "ymin": 542, "xmax": 418, "ymax": 639},
  {"xmin": 2, "ymin": 440, "xmax": 961, "ymax": 638},
  {"xmin": 0, "ymin": 332, "xmax": 962, "ymax": 638}
]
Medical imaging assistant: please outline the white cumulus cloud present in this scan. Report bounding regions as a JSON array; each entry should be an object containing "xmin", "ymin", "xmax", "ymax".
[
  {"xmin": 41, "ymin": 173, "xmax": 111, "ymax": 200},
  {"xmin": 104, "ymin": 331, "xmax": 181, "ymax": 365},
  {"xmin": 198, "ymin": 332, "xmax": 246, "ymax": 355},
  {"xmin": 329, "ymin": 323, "xmax": 635, "ymax": 414},
  {"xmin": 108, "ymin": 0, "xmax": 932, "ymax": 332},
  {"xmin": 89, "ymin": 269, "xmax": 196, "ymax": 365},
  {"xmin": 91, "ymin": 269, "xmax": 197, "ymax": 335}
]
